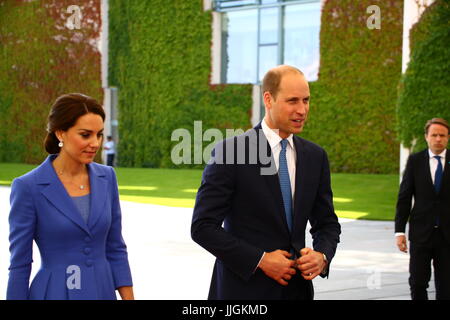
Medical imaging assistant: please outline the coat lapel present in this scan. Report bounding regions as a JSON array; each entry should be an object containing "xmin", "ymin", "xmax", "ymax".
[
  {"xmin": 86, "ymin": 162, "xmax": 107, "ymax": 229},
  {"xmin": 37, "ymin": 155, "xmax": 91, "ymax": 236}
]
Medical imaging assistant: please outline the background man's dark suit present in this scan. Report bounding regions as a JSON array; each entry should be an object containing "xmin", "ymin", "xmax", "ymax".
[
  {"xmin": 191, "ymin": 124, "xmax": 341, "ymax": 299},
  {"xmin": 395, "ymin": 149, "xmax": 450, "ymax": 299}
]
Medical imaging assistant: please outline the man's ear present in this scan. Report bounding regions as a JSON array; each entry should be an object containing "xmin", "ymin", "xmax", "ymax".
[{"xmin": 263, "ymin": 91, "xmax": 273, "ymax": 109}]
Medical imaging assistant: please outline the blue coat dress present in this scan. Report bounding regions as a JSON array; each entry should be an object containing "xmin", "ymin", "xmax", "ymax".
[{"xmin": 7, "ymin": 155, "xmax": 133, "ymax": 300}]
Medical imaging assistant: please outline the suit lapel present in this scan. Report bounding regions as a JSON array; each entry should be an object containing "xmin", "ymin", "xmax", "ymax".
[
  {"xmin": 261, "ymin": 164, "xmax": 288, "ymax": 232},
  {"xmin": 253, "ymin": 124, "xmax": 290, "ymax": 233},
  {"xmin": 422, "ymin": 151, "xmax": 435, "ymax": 192},
  {"xmin": 37, "ymin": 155, "xmax": 91, "ymax": 236},
  {"xmin": 440, "ymin": 149, "xmax": 450, "ymax": 194},
  {"xmin": 86, "ymin": 163, "xmax": 107, "ymax": 229},
  {"xmin": 293, "ymin": 136, "xmax": 306, "ymax": 229}
]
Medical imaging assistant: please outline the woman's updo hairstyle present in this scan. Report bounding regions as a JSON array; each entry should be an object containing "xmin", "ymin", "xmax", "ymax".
[{"xmin": 44, "ymin": 93, "xmax": 105, "ymax": 154}]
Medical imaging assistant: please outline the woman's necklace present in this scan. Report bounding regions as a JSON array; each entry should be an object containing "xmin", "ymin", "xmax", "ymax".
[
  {"xmin": 58, "ymin": 169, "xmax": 86, "ymax": 190},
  {"xmin": 55, "ymin": 163, "xmax": 87, "ymax": 190}
]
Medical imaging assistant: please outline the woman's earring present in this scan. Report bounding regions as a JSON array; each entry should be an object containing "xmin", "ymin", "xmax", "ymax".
[{"xmin": 58, "ymin": 141, "xmax": 64, "ymax": 148}]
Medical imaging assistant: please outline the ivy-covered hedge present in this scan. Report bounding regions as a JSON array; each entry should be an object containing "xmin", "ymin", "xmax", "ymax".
[
  {"xmin": 301, "ymin": 0, "xmax": 404, "ymax": 173},
  {"xmin": 2, "ymin": 0, "xmax": 405, "ymax": 174},
  {"xmin": 108, "ymin": 0, "xmax": 253, "ymax": 168},
  {"xmin": 397, "ymin": 0, "xmax": 450, "ymax": 152},
  {"xmin": 0, "ymin": 0, "xmax": 103, "ymax": 164},
  {"xmin": 109, "ymin": 0, "xmax": 404, "ymax": 173}
]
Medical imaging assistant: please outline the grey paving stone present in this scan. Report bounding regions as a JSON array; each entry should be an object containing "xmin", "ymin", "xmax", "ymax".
[{"xmin": 0, "ymin": 186, "xmax": 437, "ymax": 300}]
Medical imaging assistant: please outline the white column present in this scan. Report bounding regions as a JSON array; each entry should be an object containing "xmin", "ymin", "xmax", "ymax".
[
  {"xmin": 203, "ymin": 0, "xmax": 213, "ymax": 11},
  {"xmin": 100, "ymin": 0, "xmax": 110, "ymax": 164},
  {"xmin": 251, "ymin": 85, "xmax": 261, "ymax": 127},
  {"xmin": 206, "ymin": 0, "xmax": 221, "ymax": 84},
  {"xmin": 399, "ymin": 0, "xmax": 434, "ymax": 178},
  {"xmin": 210, "ymin": 11, "xmax": 222, "ymax": 85}
]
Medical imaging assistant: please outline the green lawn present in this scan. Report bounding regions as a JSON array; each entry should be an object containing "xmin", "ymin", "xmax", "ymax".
[
  {"xmin": 0, "ymin": 163, "xmax": 399, "ymax": 221},
  {"xmin": 331, "ymin": 173, "xmax": 398, "ymax": 221}
]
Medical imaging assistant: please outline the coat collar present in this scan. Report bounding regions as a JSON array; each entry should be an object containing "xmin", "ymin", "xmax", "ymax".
[{"xmin": 36, "ymin": 155, "xmax": 108, "ymax": 236}]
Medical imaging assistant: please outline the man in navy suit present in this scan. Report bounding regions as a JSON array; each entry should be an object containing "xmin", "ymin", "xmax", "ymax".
[
  {"xmin": 191, "ymin": 65, "xmax": 341, "ymax": 300},
  {"xmin": 395, "ymin": 118, "xmax": 450, "ymax": 300}
]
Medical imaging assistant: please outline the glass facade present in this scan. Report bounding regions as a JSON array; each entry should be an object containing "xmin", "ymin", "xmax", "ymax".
[{"xmin": 217, "ymin": 0, "xmax": 321, "ymax": 84}]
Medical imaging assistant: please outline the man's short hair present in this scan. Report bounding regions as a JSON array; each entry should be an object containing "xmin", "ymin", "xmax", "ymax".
[
  {"xmin": 262, "ymin": 65, "xmax": 304, "ymax": 100},
  {"xmin": 424, "ymin": 118, "xmax": 449, "ymax": 134}
]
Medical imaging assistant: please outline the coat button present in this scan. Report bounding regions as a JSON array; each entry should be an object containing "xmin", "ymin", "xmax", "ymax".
[
  {"xmin": 84, "ymin": 247, "xmax": 91, "ymax": 255},
  {"xmin": 86, "ymin": 259, "xmax": 93, "ymax": 267},
  {"xmin": 84, "ymin": 236, "xmax": 91, "ymax": 243}
]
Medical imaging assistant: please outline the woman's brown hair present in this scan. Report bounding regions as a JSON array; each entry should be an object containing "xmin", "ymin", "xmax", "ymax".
[{"xmin": 44, "ymin": 93, "xmax": 105, "ymax": 154}]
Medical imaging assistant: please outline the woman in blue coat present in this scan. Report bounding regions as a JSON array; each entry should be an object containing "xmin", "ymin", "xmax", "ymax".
[{"xmin": 7, "ymin": 93, "xmax": 134, "ymax": 300}]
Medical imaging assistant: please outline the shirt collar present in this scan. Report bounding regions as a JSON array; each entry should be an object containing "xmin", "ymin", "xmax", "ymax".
[
  {"xmin": 261, "ymin": 119, "xmax": 294, "ymax": 150},
  {"xmin": 428, "ymin": 148, "xmax": 447, "ymax": 159}
]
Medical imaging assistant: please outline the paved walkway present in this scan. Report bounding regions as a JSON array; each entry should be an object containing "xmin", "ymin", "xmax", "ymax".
[{"xmin": 0, "ymin": 186, "xmax": 435, "ymax": 300}]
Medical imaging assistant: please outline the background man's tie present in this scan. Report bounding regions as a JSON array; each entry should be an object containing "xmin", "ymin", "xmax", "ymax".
[
  {"xmin": 434, "ymin": 155, "xmax": 443, "ymax": 227},
  {"xmin": 434, "ymin": 155, "xmax": 443, "ymax": 193},
  {"xmin": 279, "ymin": 139, "xmax": 293, "ymax": 232}
]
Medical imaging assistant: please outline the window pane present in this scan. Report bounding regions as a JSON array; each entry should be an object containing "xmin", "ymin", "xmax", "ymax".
[
  {"xmin": 258, "ymin": 45, "xmax": 278, "ymax": 81},
  {"xmin": 222, "ymin": 10, "xmax": 258, "ymax": 83},
  {"xmin": 259, "ymin": 7, "xmax": 279, "ymax": 45},
  {"xmin": 261, "ymin": 0, "xmax": 278, "ymax": 4},
  {"xmin": 283, "ymin": 2, "xmax": 321, "ymax": 81}
]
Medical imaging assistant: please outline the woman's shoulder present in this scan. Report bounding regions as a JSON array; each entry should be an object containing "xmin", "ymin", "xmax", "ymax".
[
  {"xmin": 12, "ymin": 157, "xmax": 51, "ymax": 187},
  {"xmin": 12, "ymin": 169, "xmax": 36, "ymax": 187}
]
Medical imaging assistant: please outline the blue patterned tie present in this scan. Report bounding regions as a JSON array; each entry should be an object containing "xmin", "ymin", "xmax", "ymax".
[
  {"xmin": 434, "ymin": 155, "xmax": 443, "ymax": 193},
  {"xmin": 279, "ymin": 139, "xmax": 293, "ymax": 232}
]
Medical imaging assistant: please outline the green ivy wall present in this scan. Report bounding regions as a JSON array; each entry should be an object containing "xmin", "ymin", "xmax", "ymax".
[
  {"xmin": 0, "ymin": 0, "xmax": 103, "ymax": 164},
  {"xmin": 397, "ymin": 0, "xmax": 450, "ymax": 152},
  {"xmin": 1, "ymin": 0, "xmax": 412, "ymax": 173},
  {"xmin": 108, "ymin": 0, "xmax": 253, "ymax": 168},
  {"xmin": 109, "ymin": 0, "xmax": 404, "ymax": 173},
  {"xmin": 300, "ymin": 0, "xmax": 404, "ymax": 173}
]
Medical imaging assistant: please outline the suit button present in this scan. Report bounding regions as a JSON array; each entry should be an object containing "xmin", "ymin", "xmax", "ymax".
[
  {"xmin": 84, "ymin": 237, "xmax": 91, "ymax": 243},
  {"xmin": 86, "ymin": 259, "xmax": 93, "ymax": 267},
  {"xmin": 84, "ymin": 247, "xmax": 91, "ymax": 255}
]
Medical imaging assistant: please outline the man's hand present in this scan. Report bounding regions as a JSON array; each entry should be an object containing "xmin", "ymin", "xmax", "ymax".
[
  {"xmin": 396, "ymin": 235, "xmax": 408, "ymax": 253},
  {"xmin": 258, "ymin": 250, "xmax": 297, "ymax": 286},
  {"xmin": 295, "ymin": 247, "xmax": 326, "ymax": 280}
]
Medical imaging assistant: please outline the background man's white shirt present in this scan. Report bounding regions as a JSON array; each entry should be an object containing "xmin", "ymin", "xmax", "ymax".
[{"xmin": 104, "ymin": 141, "xmax": 115, "ymax": 155}]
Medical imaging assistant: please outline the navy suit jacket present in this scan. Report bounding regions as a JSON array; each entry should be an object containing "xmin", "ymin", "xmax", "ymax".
[
  {"xmin": 7, "ymin": 155, "xmax": 133, "ymax": 300},
  {"xmin": 191, "ymin": 124, "xmax": 341, "ymax": 299},
  {"xmin": 395, "ymin": 149, "xmax": 450, "ymax": 244}
]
